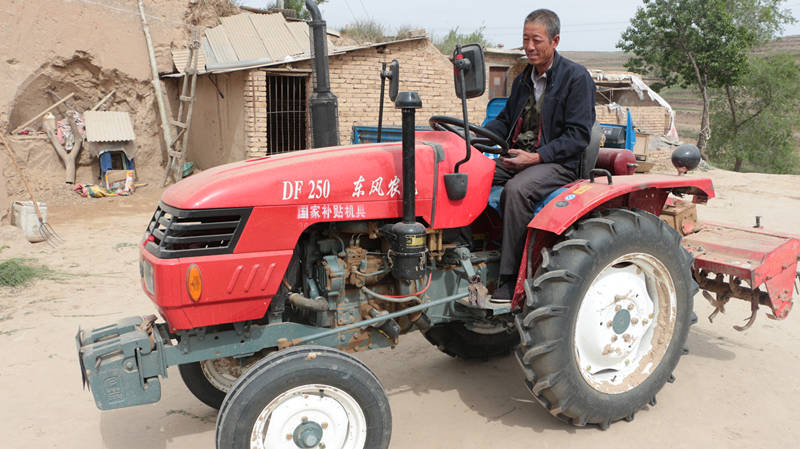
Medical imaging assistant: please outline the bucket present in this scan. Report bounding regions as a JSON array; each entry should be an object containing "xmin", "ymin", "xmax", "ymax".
[{"xmin": 11, "ymin": 201, "xmax": 48, "ymax": 243}]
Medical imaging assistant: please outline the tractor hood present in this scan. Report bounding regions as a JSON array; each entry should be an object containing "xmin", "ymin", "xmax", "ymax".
[{"xmin": 161, "ymin": 131, "xmax": 495, "ymax": 229}]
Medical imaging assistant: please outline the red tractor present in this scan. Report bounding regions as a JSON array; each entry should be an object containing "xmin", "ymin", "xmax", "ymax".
[{"xmin": 76, "ymin": 4, "xmax": 800, "ymax": 449}]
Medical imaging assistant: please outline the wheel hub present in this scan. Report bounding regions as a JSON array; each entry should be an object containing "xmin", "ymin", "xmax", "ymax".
[
  {"xmin": 611, "ymin": 309, "xmax": 631, "ymax": 334},
  {"xmin": 293, "ymin": 419, "xmax": 324, "ymax": 448}
]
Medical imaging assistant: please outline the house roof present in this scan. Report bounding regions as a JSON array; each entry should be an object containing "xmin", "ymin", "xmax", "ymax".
[
  {"xmin": 83, "ymin": 111, "xmax": 135, "ymax": 142},
  {"xmin": 485, "ymin": 47, "xmax": 525, "ymax": 56},
  {"xmin": 169, "ymin": 12, "xmax": 427, "ymax": 77}
]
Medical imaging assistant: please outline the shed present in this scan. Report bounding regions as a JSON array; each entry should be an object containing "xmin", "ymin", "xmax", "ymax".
[
  {"xmin": 83, "ymin": 110, "xmax": 137, "ymax": 161},
  {"xmin": 164, "ymin": 12, "xmax": 490, "ymax": 170},
  {"xmin": 592, "ymin": 71, "xmax": 676, "ymax": 136}
]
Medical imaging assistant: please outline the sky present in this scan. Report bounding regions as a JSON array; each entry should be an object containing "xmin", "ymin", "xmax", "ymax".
[{"xmin": 241, "ymin": 0, "xmax": 800, "ymax": 51}]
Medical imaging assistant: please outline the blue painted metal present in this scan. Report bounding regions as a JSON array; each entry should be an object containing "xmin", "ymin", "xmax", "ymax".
[
  {"xmin": 625, "ymin": 109, "xmax": 637, "ymax": 152},
  {"xmin": 600, "ymin": 109, "xmax": 636, "ymax": 152},
  {"xmin": 75, "ymin": 249, "xmax": 498, "ymax": 410},
  {"xmin": 487, "ymin": 186, "xmax": 566, "ymax": 217},
  {"xmin": 481, "ymin": 97, "xmax": 508, "ymax": 126},
  {"xmin": 351, "ymin": 125, "xmax": 432, "ymax": 144}
]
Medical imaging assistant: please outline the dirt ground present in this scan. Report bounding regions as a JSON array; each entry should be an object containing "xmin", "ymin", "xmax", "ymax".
[{"xmin": 1, "ymin": 165, "xmax": 799, "ymax": 449}]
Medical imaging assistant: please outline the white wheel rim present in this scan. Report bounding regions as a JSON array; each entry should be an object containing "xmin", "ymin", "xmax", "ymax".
[
  {"xmin": 250, "ymin": 384, "xmax": 367, "ymax": 449},
  {"xmin": 574, "ymin": 253, "xmax": 677, "ymax": 394}
]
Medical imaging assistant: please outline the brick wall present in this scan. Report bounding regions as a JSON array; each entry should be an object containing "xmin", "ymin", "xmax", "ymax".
[
  {"xmin": 328, "ymin": 39, "xmax": 489, "ymax": 145},
  {"xmin": 244, "ymin": 38, "xmax": 490, "ymax": 157},
  {"xmin": 244, "ymin": 70, "xmax": 268, "ymax": 158},
  {"xmin": 595, "ymin": 105, "xmax": 671, "ymax": 135}
]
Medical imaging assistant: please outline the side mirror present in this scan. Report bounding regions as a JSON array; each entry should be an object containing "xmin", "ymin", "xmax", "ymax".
[
  {"xmin": 386, "ymin": 60, "xmax": 400, "ymax": 102},
  {"xmin": 453, "ymin": 44, "xmax": 486, "ymax": 99}
]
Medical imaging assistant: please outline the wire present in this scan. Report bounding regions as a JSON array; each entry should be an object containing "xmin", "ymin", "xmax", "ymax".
[
  {"xmin": 361, "ymin": 272, "xmax": 433, "ymax": 301},
  {"xmin": 342, "ymin": 0, "xmax": 358, "ymax": 22},
  {"xmin": 384, "ymin": 272, "xmax": 433, "ymax": 298}
]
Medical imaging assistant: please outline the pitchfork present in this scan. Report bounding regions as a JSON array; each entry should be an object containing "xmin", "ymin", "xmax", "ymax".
[{"xmin": 1, "ymin": 132, "xmax": 64, "ymax": 246}]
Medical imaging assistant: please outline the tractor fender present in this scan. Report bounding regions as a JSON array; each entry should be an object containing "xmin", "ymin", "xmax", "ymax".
[{"xmin": 528, "ymin": 174, "xmax": 715, "ymax": 235}]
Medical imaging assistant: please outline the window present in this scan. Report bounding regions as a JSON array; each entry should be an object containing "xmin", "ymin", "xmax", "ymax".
[{"xmin": 266, "ymin": 74, "xmax": 308, "ymax": 154}]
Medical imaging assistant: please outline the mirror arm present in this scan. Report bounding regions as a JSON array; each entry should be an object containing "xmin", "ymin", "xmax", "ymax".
[
  {"xmin": 377, "ymin": 62, "xmax": 388, "ymax": 143},
  {"xmin": 454, "ymin": 46, "xmax": 472, "ymax": 173}
]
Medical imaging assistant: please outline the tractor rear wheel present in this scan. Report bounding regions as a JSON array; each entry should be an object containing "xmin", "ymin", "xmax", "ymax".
[
  {"xmin": 424, "ymin": 320, "xmax": 519, "ymax": 360},
  {"xmin": 515, "ymin": 209, "xmax": 697, "ymax": 429},
  {"xmin": 216, "ymin": 346, "xmax": 391, "ymax": 449}
]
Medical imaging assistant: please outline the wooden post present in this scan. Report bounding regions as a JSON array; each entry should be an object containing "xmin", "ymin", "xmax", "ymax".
[
  {"xmin": 137, "ymin": 0, "xmax": 174, "ymax": 179},
  {"xmin": 42, "ymin": 113, "xmax": 82, "ymax": 184}
]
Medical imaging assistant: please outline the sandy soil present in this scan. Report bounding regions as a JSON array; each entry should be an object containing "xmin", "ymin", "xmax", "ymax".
[{"xmin": 0, "ymin": 166, "xmax": 799, "ymax": 449}]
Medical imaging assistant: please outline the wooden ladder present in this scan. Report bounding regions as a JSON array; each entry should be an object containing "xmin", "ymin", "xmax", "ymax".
[{"xmin": 163, "ymin": 29, "xmax": 201, "ymax": 185}]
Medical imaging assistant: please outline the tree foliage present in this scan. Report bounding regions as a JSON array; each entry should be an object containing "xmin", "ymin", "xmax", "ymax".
[
  {"xmin": 265, "ymin": 0, "xmax": 327, "ymax": 20},
  {"xmin": 617, "ymin": 0, "xmax": 794, "ymax": 156},
  {"xmin": 434, "ymin": 27, "xmax": 493, "ymax": 56},
  {"xmin": 707, "ymin": 53, "xmax": 800, "ymax": 173}
]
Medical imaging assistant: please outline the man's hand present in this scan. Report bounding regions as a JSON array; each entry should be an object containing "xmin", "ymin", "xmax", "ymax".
[{"xmin": 499, "ymin": 149, "xmax": 541, "ymax": 172}]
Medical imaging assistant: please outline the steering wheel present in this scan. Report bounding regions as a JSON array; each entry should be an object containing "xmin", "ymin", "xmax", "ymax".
[{"xmin": 428, "ymin": 115, "xmax": 509, "ymax": 156}]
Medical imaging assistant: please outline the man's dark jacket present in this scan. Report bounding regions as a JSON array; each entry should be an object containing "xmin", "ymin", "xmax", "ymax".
[{"xmin": 485, "ymin": 51, "xmax": 596, "ymax": 175}]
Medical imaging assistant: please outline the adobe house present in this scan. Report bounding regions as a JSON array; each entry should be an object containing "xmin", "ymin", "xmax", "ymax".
[{"xmin": 166, "ymin": 12, "xmax": 490, "ymax": 170}]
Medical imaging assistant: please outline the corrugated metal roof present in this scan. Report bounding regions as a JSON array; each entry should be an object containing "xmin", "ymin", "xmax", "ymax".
[
  {"xmin": 250, "ymin": 14, "xmax": 305, "ymax": 60},
  {"xmin": 166, "ymin": 11, "xmax": 428, "ymax": 77},
  {"xmin": 220, "ymin": 15, "xmax": 271, "ymax": 61},
  {"xmin": 206, "ymin": 26, "xmax": 239, "ymax": 64},
  {"xmin": 84, "ymin": 111, "xmax": 135, "ymax": 142}
]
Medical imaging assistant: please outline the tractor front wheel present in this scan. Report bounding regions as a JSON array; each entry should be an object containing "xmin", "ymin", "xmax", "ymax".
[
  {"xmin": 216, "ymin": 346, "xmax": 391, "ymax": 449},
  {"xmin": 515, "ymin": 209, "xmax": 697, "ymax": 429}
]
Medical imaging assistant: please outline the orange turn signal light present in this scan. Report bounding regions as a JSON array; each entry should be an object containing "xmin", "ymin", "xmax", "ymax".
[{"xmin": 186, "ymin": 264, "xmax": 203, "ymax": 302}]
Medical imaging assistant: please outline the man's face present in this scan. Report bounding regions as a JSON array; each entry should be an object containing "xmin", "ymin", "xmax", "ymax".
[{"xmin": 523, "ymin": 22, "xmax": 559, "ymax": 68}]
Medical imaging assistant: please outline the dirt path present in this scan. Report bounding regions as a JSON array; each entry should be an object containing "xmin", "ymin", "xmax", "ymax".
[{"xmin": 1, "ymin": 169, "xmax": 799, "ymax": 449}]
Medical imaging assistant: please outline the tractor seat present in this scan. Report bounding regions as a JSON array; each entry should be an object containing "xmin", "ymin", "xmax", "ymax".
[{"xmin": 487, "ymin": 121, "xmax": 602, "ymax": 216}]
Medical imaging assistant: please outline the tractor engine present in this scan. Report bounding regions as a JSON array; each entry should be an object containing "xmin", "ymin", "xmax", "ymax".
[{"xmin": 285, "ymin": 221, "xmax": 461, "ymax": 343}]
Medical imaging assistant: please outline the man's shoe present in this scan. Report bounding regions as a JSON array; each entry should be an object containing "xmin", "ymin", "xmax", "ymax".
[{"xmin": 491, "ymin": 281, "xmax": 513, "ymax": 302}]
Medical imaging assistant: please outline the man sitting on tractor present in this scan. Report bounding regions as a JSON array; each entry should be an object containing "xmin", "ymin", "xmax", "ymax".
[{"xmin": 485, "ymin": 9, "xmax": 596, "ymax": 300}]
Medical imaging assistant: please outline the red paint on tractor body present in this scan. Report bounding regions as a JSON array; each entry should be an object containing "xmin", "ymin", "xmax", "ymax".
[
  {"xmin": 528, "ymin": 174, "xmax": 714, "ymax": 235},
  {"xmin": 143, "ymin": 131, "xmax": 496, "ymax": 329}
]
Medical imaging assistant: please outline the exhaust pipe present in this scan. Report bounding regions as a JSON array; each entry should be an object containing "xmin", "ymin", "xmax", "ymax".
[{"xmin": 305, "ymin": 0, "xmax": 339, "ymax": 148}]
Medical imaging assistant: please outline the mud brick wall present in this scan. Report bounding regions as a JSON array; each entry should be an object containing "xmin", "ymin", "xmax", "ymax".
[{"xmin": 595, "ymin": 105, "xmax": 671, "ymax": 135}]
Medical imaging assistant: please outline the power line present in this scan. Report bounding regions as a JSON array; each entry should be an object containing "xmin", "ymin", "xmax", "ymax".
[
  {"xmin": 342, "ymin": 0, "xmax": 358, "ymax": 22},
  {"xmin": 358, "ymin": 0, "xmax": 371, "ymax": 19}
]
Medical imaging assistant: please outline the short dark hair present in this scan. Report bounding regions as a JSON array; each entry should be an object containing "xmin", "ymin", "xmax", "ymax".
[{"xmin": 525, "ymin": 9, "xmax": 560, "ymax": 41}]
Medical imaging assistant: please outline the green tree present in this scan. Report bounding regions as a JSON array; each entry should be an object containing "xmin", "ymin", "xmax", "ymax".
[
  {"xmin": 617, "ymin": 0, "xmax": 794, "ymax": 158},
  {"xmin": 265, "ymin": 0, "xmax": 327, "ymax": 20},
  {"xmin": 434, "ymin": 27, "xmax": 493, "ymax": 56},
  {"xmin": 707, "ymin": 53, "xmax": 800, "ymax": 173}
]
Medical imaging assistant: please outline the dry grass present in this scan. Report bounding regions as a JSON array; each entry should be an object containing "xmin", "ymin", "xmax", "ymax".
[{"xmin": 0, "ymin": 258, "xmax": 59, "ymax": 287}]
